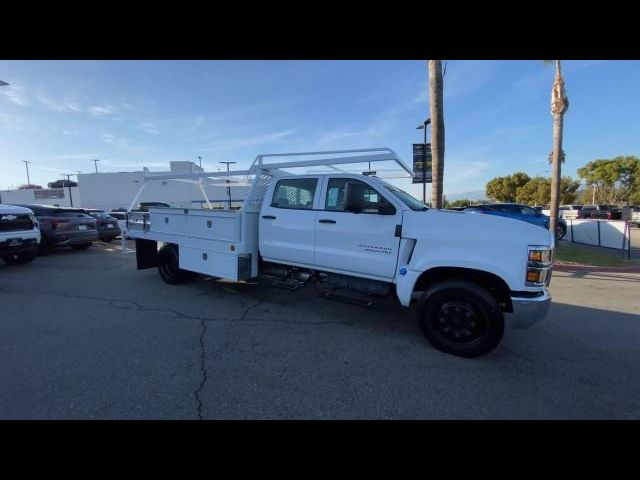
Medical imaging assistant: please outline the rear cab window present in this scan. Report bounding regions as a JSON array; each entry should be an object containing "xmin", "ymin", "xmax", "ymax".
[{"xmin": 271, "ymin": 178, "xmax": 318, "ymax": 210}]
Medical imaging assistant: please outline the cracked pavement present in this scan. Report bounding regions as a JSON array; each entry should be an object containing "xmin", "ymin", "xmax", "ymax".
[{"xmin": 1, "ymin": 241, "xmax": 640, "ymax": 419}]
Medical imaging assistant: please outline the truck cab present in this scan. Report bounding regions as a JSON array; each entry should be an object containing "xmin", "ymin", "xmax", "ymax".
[{"xmin": 126, "ymin": 148, "xmax": 553, "ymax": 357}]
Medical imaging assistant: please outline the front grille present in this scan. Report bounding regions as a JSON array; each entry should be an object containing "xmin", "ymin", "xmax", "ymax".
[
  {"xmin": 0, "ymin": 214, "xmax": 33, "ymax": 232},
  {"xmin": 237, "ymin": 254, "xmax": 252, "ymax": 280}
]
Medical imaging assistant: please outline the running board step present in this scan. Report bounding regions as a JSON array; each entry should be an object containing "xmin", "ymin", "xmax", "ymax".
[{"xmin": 320, "ymin": 288, "xmax": 377, "ymax": 308}]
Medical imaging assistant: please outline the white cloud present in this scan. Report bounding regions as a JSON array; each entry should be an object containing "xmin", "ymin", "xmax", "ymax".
[
  {"xmin": 37, "ymin": 94, "xmax": 82, "ymax": 112},
  {"xmin": 89, "ymin": 104, "xmax": 117, "ymax": 117},
  {"xmin": 137, "ymin": 121, "xmax": 159, "ymax": 134},
  {"xmin": 0, "ymin": 86, "xmax": 30, "ymax": 106},
  {"xmin": 201, "ymin": 129, "xmax": 295, "ymax": 151}
]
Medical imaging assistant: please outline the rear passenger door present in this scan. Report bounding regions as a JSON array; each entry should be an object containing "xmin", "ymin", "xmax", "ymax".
[{"xmin": 259, "ymin": 176, "xmax": 320, "ymax": 266}]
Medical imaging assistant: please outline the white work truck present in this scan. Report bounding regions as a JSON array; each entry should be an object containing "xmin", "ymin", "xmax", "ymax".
[{"xmin": 125, "ymin": 148, "xmax": 553, "ymax": 357}]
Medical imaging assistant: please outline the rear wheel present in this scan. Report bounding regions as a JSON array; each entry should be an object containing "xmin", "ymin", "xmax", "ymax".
[
  {"xmin": 2, "ymin": 250, "xmax": 37, "ymax": 265},
  {"xmin": 556, "ymin": 223, "xmax": 567, "ymax": 240},
  {"xmin": 100, "ymin": 236, "xmax": 115, "ymax": 243},
  {"xmin": 417, "ymin": 280, "xmax": 504, "ymax": 358},
  {"xmin": 157, "ymin": 244, "xmax": 196, "ymax": 285},
  {"xmin": 71, "ymin": 243, "xmax": 92, "ymax": 250}
]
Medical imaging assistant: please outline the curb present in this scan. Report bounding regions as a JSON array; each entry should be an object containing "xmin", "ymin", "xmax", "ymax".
[{"xmin": 553, "ymin": 262, "xmax": 640, "ymax": 273}]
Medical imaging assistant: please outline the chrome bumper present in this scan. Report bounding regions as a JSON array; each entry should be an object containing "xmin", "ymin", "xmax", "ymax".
[{"xmin": 508, "ymin": 289, "xmax": 551, "ymax": 329}]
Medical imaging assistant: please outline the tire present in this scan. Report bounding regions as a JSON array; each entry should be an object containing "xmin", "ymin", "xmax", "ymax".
[
  {"xmin": 2, "ymin": 250, "xmax": 37, "ymax": 265},
  {"xmin": 71, "ymin": 243, "xmax": 92, "ymax": 250},
  {"xmin": 100, "ymin": 237, "xmax": 114, "ymax": 243},
  {"xmin": 157, "ymin": 244, "xmax": 196, "ymax": 285},
  {"xmin": 417, "ymin": 280, "xmax": 504, "ymax": 358},
  {"xmin": 38, "ymin": 238, "xmax": 51, "ymax": 256},
  {"xmin": 556, "ymin": 223, "xmax": 567, "ymax": 240}
]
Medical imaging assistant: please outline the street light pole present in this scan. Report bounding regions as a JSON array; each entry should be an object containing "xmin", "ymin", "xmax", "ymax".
[
  {"xmin": 198, "ymin": 156, "xmax": 202, "ymax": 169},
  {"xmin": 22, "ymin": 160, "xmax": 32, "ymax": 186},
  {"xmin": 61, "ymin": 174, "xmax": 74, "ymax": 206},
  {"xmin": 219, "ymin": 161, "xmax": 237, "ymax": 210},
  {"xmin": 92, "ymin": 159, "xmax": 99, "ymax": 173}
]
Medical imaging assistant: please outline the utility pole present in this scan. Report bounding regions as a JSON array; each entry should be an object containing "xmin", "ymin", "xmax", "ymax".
[
  {"xmin": 198, "ymin": 156, "xmax": 202, "ymax": 169},
  {"xmin": 22, "ymin": 160, "xmax": 32, "ymax": 186},
  {"xmin": 219, "ymin": 161, "xmax": 236, "ymax": 210},
  {"xmin": 92, "ymin": 159, "xmax": 99, "ymax": 173},
  {"xmin": 61, "ymin": 174, "xmax": 74, "ymax": 207}
]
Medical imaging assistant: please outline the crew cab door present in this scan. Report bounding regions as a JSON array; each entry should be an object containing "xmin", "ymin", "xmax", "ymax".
[
  {"xmin": 314, "ymin": 176, "xmax": 402, "ymax": 280},
  {"xmin": 259, "ymin": 176, "xmax": 320, "ymax": 265}
]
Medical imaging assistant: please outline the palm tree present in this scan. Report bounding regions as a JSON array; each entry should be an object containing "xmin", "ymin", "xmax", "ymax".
[
  {"xmin": 545, "ymin": 60, "xmax": 569, "ymax": 240},
  {"xmin": 429, "ymin": 60, "xmax": 445, "ymax": 209}
]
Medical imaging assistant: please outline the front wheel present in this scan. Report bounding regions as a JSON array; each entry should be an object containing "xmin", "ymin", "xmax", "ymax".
[
  {"xmin": 71, "ymin": 243, "xmax": 92, "ymax": 250},
  {"xmin": 2, "ymin": 250, "xmax": 37, "ymax": 265},
  {"xmin": 157, "ymin": 244, "xmax": 196, "ymax": 285},
  {"xmin": 417, "ymin": 280, "xmax": 504, "ymax": 358}
]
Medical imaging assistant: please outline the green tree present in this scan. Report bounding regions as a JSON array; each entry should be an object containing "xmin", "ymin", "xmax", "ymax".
[
  {"xmin": 577, "ymin": 156, "xmax": 640, "ymax": 204},
  {"xmin": 516, "ymin": 177, "xmax": 550, "ymax": 205},
  {"xmin": 560, "ymin": 176, "xmax": 581, "ymax": 204},
  {"xmin": 446, "ymin": 199, "xmax": 473, "ymax": 208},
  {"xmin": 485, "ymin": 172, "xmax": 531, "ymax": 202}
]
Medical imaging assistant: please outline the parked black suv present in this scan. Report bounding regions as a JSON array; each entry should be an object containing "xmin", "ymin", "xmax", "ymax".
[
  {"xmin": 578, "ymin": 205, "xmax": 622, "ymax": 220},
  {"xmin": 82, "ymin": 209, "xmax": 121, "ymax": 242},
  {"xmin": 13, "ymin": 204, "xmax": 99, "ymax": 252}
]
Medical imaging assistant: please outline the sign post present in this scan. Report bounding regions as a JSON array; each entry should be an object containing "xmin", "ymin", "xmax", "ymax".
[{"xmin": 413, "ymin": 143, "xmax": 432, "ymax": 203}]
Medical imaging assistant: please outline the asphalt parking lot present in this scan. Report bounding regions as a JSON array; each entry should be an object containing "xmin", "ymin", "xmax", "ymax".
[{"xmin": 1, "ymin": 240, "xmax": 639, "ymax": 419}]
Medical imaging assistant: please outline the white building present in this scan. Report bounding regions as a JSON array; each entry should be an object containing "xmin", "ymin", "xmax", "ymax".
[{"xmin": 0, "ymin": 161, "xmax": 250, "ymax": 211}]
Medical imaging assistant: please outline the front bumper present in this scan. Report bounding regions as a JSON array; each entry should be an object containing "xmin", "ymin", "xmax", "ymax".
[
  {"xmin": 507, "ymin": 288, "xmax": 551, "ymax": 329},
  {"xmin": 46, "ymin": 231, "xmax": 99, "ymax": 246}
]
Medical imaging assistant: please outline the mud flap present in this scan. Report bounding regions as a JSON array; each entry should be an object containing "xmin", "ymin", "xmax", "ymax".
[{"xmin": 136, "ymin": 239, "xmax": 158, "ymax": 270}]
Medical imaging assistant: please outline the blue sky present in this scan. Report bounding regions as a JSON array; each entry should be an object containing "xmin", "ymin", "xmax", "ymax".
[{"xmin": 1, "ymin": 60, "xmax": 639, "ymax": 199}]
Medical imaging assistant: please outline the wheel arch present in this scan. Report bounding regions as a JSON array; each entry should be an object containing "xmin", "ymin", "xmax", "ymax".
[{"xmin": 413, "ymin": 266, "xmax": 513, "ymax": 312}]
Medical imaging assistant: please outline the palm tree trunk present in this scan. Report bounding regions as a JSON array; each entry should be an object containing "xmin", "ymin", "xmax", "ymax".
[
  {"xmin": 550, "ymin": 112, "xmax": 563, "ymax": 239},
  {"xmin": 429, "ymin": 60, "xmax": 445, "ymax": 209},
  {"xmin": 549, "ymin": 60, "xmax": 568, "ymax": 241}
]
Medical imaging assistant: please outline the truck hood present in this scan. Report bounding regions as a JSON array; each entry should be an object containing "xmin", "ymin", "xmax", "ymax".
[
  {"xmin": 403, "ymin": 209, "xmax": 553, "ymax": 246},
  {"xmin": 401, "ymin": 209, "xmax": 554, "ymax": 290}
]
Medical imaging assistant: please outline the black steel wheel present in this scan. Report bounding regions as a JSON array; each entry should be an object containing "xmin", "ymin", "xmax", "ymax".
[
  {"xmin": 417, "ymin": 280, "xmax": 504, "ymax": 358},
  {"xmin": 157, "ymin": 244, "xmax": 195, "ymax": 285}
]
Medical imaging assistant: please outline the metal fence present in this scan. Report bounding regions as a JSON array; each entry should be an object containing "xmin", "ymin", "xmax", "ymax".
[{"xmin": 564, "ymin": 219, "xmax": 632, "ymax": 260}]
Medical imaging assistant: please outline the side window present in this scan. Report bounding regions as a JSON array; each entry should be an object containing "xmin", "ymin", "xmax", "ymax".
[
  {"xmin": 271, "ymin": 178, "xmax": 317, "ymax": 210},
  {"xmin": 325, "ymin": 178, "xmax": 395, "ymax": 214}
]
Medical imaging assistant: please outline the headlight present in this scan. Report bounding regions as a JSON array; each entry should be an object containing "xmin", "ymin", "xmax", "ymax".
[{"xmin": 527, "ymin": 245, "xmax": 553, "ymax": 287}]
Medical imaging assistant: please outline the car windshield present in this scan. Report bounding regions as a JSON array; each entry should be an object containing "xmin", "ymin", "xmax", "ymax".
[{"xmin": 379, "ymin": 181, "xmax": 428, "ymax": 211}]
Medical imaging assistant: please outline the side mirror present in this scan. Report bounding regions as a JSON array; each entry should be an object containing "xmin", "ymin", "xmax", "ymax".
[{"xmin": 344, "ymin": 182, "xmax": 364, "ymax": 213}]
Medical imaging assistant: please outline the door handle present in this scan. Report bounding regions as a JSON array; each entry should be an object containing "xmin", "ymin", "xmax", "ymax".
[
  {"xmin": 262, "ymin": 215, "xmax": 276, "ymax": 220},
  {"xmin": 318, "ymin": 219, "xmax": 336, "ymax": 224}
]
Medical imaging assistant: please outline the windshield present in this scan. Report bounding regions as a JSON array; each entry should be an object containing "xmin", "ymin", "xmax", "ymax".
[{"xmin": 380, "ymin": 180, "xmax": 428, "ymax": 211}]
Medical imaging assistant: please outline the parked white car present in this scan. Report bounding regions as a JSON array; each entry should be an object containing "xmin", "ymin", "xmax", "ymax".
[{"xmin": 0, "ymin": 204, "xmax": 41, "ymax": 265}]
